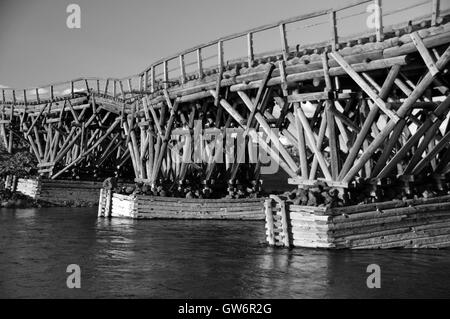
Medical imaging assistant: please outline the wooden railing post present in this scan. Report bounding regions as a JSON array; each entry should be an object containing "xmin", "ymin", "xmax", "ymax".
[
  {"xmin": 35, "ymin": 88, "xmax": 40, "ymax": 104},
  {"xmin": 279, "ymin": 23, "xmax": 289, "ymax": 61},
  {"xmin": 144, "ymin": 70, "xmax": 149, "ymax": 91},
  {"xmin": 329, "ymin": 10, "xmax": 338, "ymax": 51},
  {"xmin": 218, "ymin": 40, "xmax": 224, "ymax": 70},
  {"xmin": 179, "ymin": 54, "xmax": 186, "ymax": 84},
  {"xmin": 163, "ymin": 60, "xmax": 168, "ymax": 89},
  {"xmin": 432, "ymin": 0, "xmax": 440, "ymax": 26},
  {"xmin": 375, "ymin": 0, "xmax": 383, "ymax": 42},
  {"xmin": 119, "ymin": 80, "xmax": 125, "ymax": 98},
  {"xmin": 150, "ymin": 66, "xmax": 155, "ymax": 93},
  {"xmin": 247, "ymin": 32, "xmax": 254, "ymax": 67},
  {"xmin": 197, "ymin": 48, "xmax": 203, "ymax": 79},
  {"xmin": 105, "ymin": 79, "xmax": 109, "ymax": 95}
]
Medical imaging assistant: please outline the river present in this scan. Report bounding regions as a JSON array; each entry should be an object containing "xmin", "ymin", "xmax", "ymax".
[{"xmin": 0, "ymin": 207, "xmax": 449, "ymax": 298}]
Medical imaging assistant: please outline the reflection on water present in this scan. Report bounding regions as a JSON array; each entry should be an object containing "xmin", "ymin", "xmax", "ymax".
[{"xmin": 0, "ymin": 207, "xmax": 449, "ymax": 298}]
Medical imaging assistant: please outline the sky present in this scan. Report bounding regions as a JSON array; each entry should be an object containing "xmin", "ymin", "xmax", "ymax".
[{"xmin": 0, "ymin": 0, "xmax": 439, "ymax": 89}]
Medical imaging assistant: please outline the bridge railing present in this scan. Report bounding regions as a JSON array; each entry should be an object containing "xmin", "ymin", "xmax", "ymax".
[{"xmin": 0, "ymin": 0, "xmax": 447, "ymax": 105}]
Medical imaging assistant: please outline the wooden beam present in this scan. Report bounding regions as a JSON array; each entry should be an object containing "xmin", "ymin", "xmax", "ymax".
[
  {"xmin": 294, "ymin": 103, "xmax": 308, "ymax": 179},
  {"xmin": 151, "ymin": 99, "xmax": 180, "ymax": 182},
  {"xmin": 342, "ymin": 44, "xmax": 450, "ymax": 184},
  {"xmin": 211, "ymin": 89, "xmax": 297, "ymax": 178},
  {"xmin": 339, "ymin": 64, "xmax": 401, "ymax": 179},
  {"xmin": 330, "ymin": 52, "xmax": 399, "ymax": 123},
  {"xmin": 410, "ymin": 32, "xmax": 439, "ymax": 76},
  {"xmin": 245, "ymin": 63, "xmax": 275, "ymax": 130},
  {"xmin": 309, "ymin": 114, "xmax": 327, "ymax": 180},
  {"xmin": 296, "ymin": 105, "xmax": 332, "ymax": 180},
  {"xmin": 239, "ymin": 91, "xmax": 299, "ymax": 174},
  {"xmin": 412, "ymin": 130, "xmax": 450, "ymax": 175}
]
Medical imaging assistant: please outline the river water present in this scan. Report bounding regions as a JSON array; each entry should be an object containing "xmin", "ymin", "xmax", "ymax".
[{"xmin": 0, "ymin": 207, "xmax": 449, "ymax": 298}]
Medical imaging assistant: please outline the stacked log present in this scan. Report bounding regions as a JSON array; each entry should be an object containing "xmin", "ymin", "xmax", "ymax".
[
  {"xmin": 329, "ymin": 195, "xmax": 450, "ymax": 249},
  {"xmin": 110, "ymin": 193, "xmax": 136, "ymax": 218},
  {"xmin": 16, "ymin": 178, "xmax": 40, "ymax": 199},
  {"xmin": 134, "ymin": 195, "xmax": 264, "ymax": 220},
  {"xmin": 38, "ymin": 180, "xmax": 104, "ymax": 206},
  {"xmin": 265, "ymin": 194, "xmax": 450, "ymax": 249}
]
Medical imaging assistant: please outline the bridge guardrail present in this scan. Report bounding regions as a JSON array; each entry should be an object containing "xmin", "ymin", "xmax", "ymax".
[{"xmin": 0, "ymin": 0, "xmax": 446, "ymax": 105}]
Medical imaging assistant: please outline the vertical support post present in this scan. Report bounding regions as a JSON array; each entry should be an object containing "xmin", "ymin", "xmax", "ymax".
[
  {"xmin": 264, "ymin": 198, "xmax": 275, "ymax": 246},
  {"xmin": 247, "ymin": 32, "xmax": 254, "ymax": 67},
  {"xmin": 104, "ymin": 189, "xmax": 112, "ymax": 217},
  {"xmin": 329, "ymin": 10, "xmax": 337, "ymax": 51},
  {"xmin": 280, "ymin": 200, "xmax": 290, "ymax": 247},
  {"xmin": 98, "ymin": 188, "xmax": 104, "ymax": 217},
  {"xmin": 326, "ymin": 102, "xmax": 339, "ymax": 180},
  {"xmin": 8, "ymin": 91, "xmax": 14, "ymax": 154},
  {"xmin": 279, "ymin": 23, "xmax": 289, "ymax": 61},
  {"xmin": 294, "ymin": 102, "xmax": 308, "ymax": 179},
  {"xmin": 5, "ymin": 175, "xmax": 12, "ymax": 191},
  {"xmin": 322, "ymin": 53, "xmax": 338, "ymax": 179},
  {"xmin": 11, "ymin": 175, "xmax": 18, "ymax": 193},
  {"xmin": 375, "ymin": 0, "xmax": 383, "ymax": 42}
]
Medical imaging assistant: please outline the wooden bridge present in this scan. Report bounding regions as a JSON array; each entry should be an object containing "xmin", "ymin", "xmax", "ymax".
[{"xmin": 1, "ymin": 0, "xmax": 450, "ymax": 200}]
